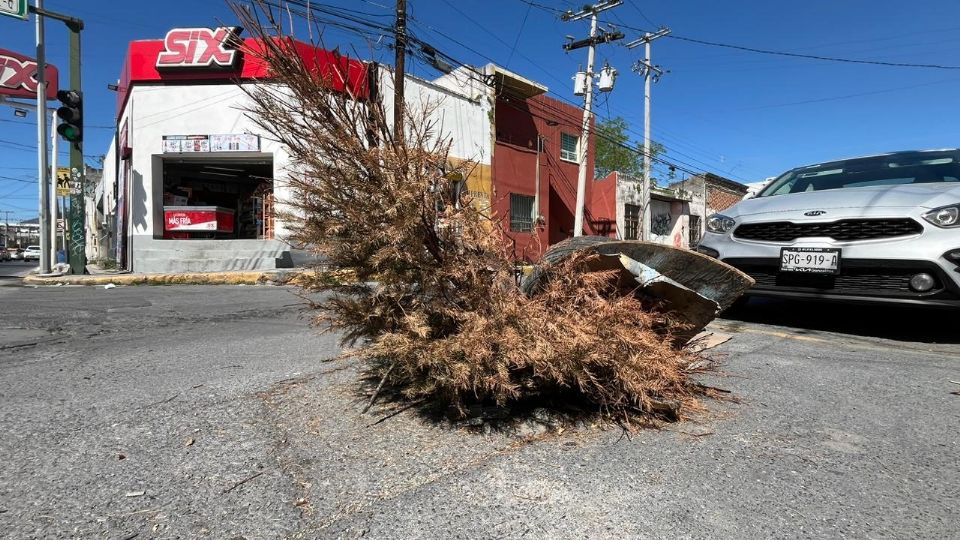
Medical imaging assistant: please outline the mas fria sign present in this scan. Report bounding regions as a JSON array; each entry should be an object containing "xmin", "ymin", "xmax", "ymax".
[
  {"xmin": 0, "ymin": 48, "xmax": 58, "ymax": 99},
  {"xmin": 156, "ymin": 27, "xmax": 243, "ymax": 70}
]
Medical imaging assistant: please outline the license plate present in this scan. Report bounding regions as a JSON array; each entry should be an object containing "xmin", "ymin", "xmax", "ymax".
[{"xmin": 780, "ymin": 247, "xmax": 841, "ymax": 274}]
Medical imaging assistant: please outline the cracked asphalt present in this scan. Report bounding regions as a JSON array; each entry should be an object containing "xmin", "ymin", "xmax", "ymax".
[{"xmin": 0, "ymin": 282, "xmax": 957, "ymax": 539}]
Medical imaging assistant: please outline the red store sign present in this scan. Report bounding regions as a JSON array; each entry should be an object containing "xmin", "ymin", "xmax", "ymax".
[
  {"xmin": 0, "ymin": 48, "xmax": 59, "ymax": 100},
  {"xmin": 116, "ymin": 28, "xmax": 371, "ymax": 117},
  {"xmin": 156, "ymin": 27, "xmax": 242, "ymax": 70}
]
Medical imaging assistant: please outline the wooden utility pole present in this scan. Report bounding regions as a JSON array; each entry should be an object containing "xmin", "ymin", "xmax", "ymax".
[{"xmin": 393, "ymin": 0, "xmax": 406, "ymax": 142}]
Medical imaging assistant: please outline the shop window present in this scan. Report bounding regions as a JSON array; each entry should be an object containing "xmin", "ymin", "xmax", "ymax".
[
  {"xmin": 160, "ymin": 160, "xmax": 274, "ymax": 240},
  {"xmin": 624, "ymin": 203, "xmax": 640, "ymax": 240},
  {"xmin": 560, "ymin": 132, "xmax": 579, "ymax": 162},
  {"xmin": 510, "ymin": 193, "xmax": 535, "ymax": 233}
]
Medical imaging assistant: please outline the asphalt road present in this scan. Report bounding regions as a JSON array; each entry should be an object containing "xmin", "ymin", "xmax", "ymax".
[
  {"xmin": 0, "ymin": 260, "xmax": 36, "ymax": 281},
  {"xmin": 0, "ymin": 284, "xmax": 957, "ymax": 539}
]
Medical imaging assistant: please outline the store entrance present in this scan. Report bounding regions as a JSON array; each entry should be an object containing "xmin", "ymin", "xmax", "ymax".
[{"xmin": 160, "ymin": 159, "xmax": 274, "ymax": 240}]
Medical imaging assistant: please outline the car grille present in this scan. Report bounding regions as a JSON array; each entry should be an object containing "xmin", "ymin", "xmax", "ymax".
[
  {"xmin": 733, "ymin": 264, "xmax": 942, "ymax": 296},
  {"xmin": 733, "ymin": 218, "xmax": 923, "ymax": 242}
]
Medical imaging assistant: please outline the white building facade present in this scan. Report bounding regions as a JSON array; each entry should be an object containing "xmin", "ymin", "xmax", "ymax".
[{"xmin": 105, "ymin": 28, "xmax": 492, "ymax": 273}]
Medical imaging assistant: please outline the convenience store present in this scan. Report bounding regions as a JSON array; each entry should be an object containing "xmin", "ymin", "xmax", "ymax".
[{"xmin": 104, "ymin": 27, "xmax": 368, "ymax": 272}]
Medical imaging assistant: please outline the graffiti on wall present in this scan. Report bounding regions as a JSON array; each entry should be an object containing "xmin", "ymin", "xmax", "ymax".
[{"xmin": 652, "ymin": 213, "xmax": 672, "ymax": 236}]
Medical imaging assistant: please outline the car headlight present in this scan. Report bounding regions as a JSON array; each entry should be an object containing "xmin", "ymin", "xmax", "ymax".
[
  {"xmin": 706, "ymin": 213, "xmax": 736, "ymax": 234},
  {"xmin": 922, "ymin": 204, "xmax": 960, "ymax": 228}
]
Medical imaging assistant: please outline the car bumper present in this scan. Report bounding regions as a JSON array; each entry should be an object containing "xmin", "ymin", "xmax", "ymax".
[{"xmin": 698, "ymin": 234, "xmax": 960, "ymax": 308}]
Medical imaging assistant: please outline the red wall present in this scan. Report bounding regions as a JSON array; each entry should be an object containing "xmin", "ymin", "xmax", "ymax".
[
  {"xmin": 493, "ymin": 94, "xmax": 597, "ymax": 261},
  {"xmin": 590, "ymin": 171, "xmax": 619, "ymax": 238}
]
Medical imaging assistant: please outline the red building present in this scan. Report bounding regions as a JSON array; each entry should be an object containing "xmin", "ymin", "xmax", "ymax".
[{"xmin": 492, "ymin": 87, "xmax": 598, "ymax": 262}]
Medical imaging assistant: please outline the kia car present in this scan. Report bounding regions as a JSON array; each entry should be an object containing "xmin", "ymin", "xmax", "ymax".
[{"xmin": 698, "ymin": 149, "xmax": 960, "ymax": 307}]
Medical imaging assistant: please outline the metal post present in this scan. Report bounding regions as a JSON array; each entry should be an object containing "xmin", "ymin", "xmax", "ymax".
[
  {"xmin": 49, "ymin": 108, "xmax": 58, "ymax": 266},
  {"xmin": 60, "ymin": 197, "xmax": 67, "ymax": 258},
  {"xmin": 534, "ymin": 136, "xmax": 541, "ymax": 226},
  {"xmin": 35, "ymin": 0, "xmax": 51, "ymax": 274},
  {"xmin": 572, "ymin": 12, "xmax": 598, "ymax": 237},
  {"xmin": 67, "ymin": 22, "xmax": 85, "ymax": 274}
]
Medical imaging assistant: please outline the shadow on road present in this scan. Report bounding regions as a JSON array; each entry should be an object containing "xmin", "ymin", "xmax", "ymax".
[{"xmin": 721, "ymin": 296, "xmax": 960, "ymax": 344}]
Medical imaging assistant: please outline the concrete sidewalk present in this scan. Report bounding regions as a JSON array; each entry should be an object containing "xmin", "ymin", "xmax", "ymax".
[{"xmin": 22, "ymin": 268, "xmax": 308, "ymax": 286}]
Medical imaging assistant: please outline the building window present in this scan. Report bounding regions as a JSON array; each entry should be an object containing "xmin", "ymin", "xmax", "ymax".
[
  {"xmin": 560, "ymin": 132, "xmax": 579, "ymax": 162},
  {"xmin": 624, "ymin": 203, "xmax": 640, "ymax": 240},
  {"xmin": 689, "ymin": 215, "xmax": 702, "ymax": 247},
  {"xmin": 510, "ymin": 193, "xmax": 535, "ymax": 233}
]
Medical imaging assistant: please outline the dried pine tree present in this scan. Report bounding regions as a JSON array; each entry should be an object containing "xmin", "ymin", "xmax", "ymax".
[{"xmin": 234, "ymin": 1, "xmax": 716, "ymax": 428}]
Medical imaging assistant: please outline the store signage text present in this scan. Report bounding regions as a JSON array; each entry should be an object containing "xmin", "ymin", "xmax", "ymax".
[
  {"xmin": 164, "ymin": 208, "xmax": 235, "ymax": 233},
  {"xmin": 156, "ymin": 27, "xmax": 241, "ymax": 70},
  {"xmin": 0, "ymin": 48, "xmax": 58, "ymax": 99},
  {"xmin": 162, "ymin": 133, "xmax": 260, "ymax": 153}
]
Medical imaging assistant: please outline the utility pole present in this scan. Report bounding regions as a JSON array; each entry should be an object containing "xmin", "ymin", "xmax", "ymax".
[
  {"xmin": 66, "ymin": 20, "xmax": 85, "ymax": 274},
  {"xmin": 393, "ymin": 0, "xmax": 406, "ymax": 142},
  {"xmin": 562, "ymin": 1, "xmax": 623, "ymax": 237},
  {"xmin": 30, "ymin": 3, "xmax": 85, "ymax": 274},
  {"xmin": 34, "ymin": 0, "xmax": 52, "ymax": 274},
  {"xmin": 626, "ymin": 28, "xmax": 670, "ymax": 241}
]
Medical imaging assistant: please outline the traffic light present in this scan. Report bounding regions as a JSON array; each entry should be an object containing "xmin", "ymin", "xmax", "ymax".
[{"xmin": 56, "ymin": 90, "xmax": 83, "ymax": 144}]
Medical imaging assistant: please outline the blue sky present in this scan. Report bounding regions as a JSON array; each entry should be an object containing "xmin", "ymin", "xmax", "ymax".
[{"xmin": 2, "ymin": 0, "xmax": 959, "ymax": 220}]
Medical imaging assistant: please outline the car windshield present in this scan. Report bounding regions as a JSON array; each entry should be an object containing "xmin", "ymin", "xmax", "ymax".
[{"xmin": 757, "ymin": 150, "xmax": 960, "ymax": 197}]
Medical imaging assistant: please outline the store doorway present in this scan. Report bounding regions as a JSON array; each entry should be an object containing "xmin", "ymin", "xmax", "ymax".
[{"xmin": 160, "ymin": 159, "xmax": 274, "ymax": 240}]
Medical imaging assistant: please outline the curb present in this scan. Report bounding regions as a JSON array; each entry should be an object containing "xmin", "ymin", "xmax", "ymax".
[{"xmin": 22, "ymin": 269, "xmax": 305, "ymax": 287}]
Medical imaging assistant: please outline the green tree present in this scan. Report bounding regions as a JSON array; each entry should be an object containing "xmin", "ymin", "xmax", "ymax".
[{"xmin": 594, "ymin": 116, "xmax": 664, "ymax": 183}]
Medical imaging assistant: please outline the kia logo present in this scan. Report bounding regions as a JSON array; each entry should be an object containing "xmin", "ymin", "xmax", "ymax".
[{"xmin": 804, "ymin": 210, "xmax": 827, "ymax": 216}]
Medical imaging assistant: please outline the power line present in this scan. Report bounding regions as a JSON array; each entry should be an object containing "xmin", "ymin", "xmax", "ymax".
[
  {"xmin": 407, "ymin": 16, "xmax": 723, "ymax": 179},
  {"xmin": 514, "ymin": 0, "xmax": 565, "ymax": 15},
  {"xmin": 410, "ymin": 4, "xmax": 748, "ymax": 178},
  {"xmin": 666, "ymin": 34, "xmax": 960, "ymax": 70},
  {"xmin": 505, "ymin": 1, "xmax": 532, "ymax": 67},
  {"xmin": 243, "ymin": 0, "xmax": 735, "ymax": 180},
  {"xmin": 598, "ymin": 15, "xmax": 960, "ymax": 71},
  {"xmin": 0, "ymin": 175, "xmax": 36, "ymax": 183},
  {"xmin": 624, "ymin": 0, "xmax": 658, "ymax": 28},
  {"xmin": 258, "ymin": 0, "xmax": 738, "ymax": 178}
]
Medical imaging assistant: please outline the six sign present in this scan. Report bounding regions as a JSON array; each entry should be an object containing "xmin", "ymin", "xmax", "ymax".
[
  {"xmin": 156, "ymin": 27, "xmax": 242, "ymax": 70},
  {"xmin": 0, "ymin": 48, "xmax": 59, "ymax": 99}
]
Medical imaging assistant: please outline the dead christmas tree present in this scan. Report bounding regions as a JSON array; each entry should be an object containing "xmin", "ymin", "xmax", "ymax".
[{"xmin": 234, "ymin": 2, "xmax": 725, "ymax": 428}]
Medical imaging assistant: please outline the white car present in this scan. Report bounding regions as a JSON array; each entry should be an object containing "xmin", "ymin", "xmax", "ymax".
[
  {"xmin": 22, "ymin": 245, "xmax": 41, "ymax": 261},
  {"xmin": 699, "ymin": 149, "xmax": 960, "ymax": 308}
]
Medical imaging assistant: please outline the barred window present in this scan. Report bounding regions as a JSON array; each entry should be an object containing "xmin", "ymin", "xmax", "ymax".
[
  {"xmin": 510, "ymin": 193, "xmax": 535, "ymax": 233},
  {"xmin": 560, "ymin": 132, "xmax": 579, "ymax": 162},
  {"xmin": 624, "ymin": 203, "xmax": 640, "ymax": 240}
]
